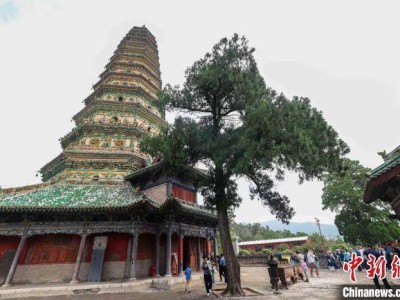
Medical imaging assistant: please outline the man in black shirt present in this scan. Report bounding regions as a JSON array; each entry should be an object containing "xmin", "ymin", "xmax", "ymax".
[{"xmin": 363, "ymin": 245, "xmax": 392, "ymax": 289}]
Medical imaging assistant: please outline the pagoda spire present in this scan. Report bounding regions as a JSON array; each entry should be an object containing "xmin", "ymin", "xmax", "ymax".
[{"xmin": 40, "ymin": 26, "xmax": 167, "ymax": 184}]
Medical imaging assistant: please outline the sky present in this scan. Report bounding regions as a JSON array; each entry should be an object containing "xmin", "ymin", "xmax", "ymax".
[{"xmin": 1, "ymin": 0, "xmax": 399, "ymax": 226}]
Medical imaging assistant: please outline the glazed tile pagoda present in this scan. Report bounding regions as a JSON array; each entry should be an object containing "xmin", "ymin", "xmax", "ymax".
[
  {"xmin": 0, "ymin": 26, "xmax": 218, "ymax": 287},
  {"xmin": 41, "ymin": 25, "xmax": 166, "ymax": 184}
]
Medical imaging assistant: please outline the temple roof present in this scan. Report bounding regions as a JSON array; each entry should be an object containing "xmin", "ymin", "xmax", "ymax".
[
  {"xmin": 368, "ymin": 153, "xmax": 400, "ymax": 179},
  {"xmin": 0, "ymin": 181, "xmax": 216, "ymax": 221},
  {"xmin": 364, "ymin": 148, "xmax": 400, "ymax": 204},
  {"xmin": 125, "ymin": 160, "xmax": 208, "ymax": 184},
  {"xmin": 0, "ymin": 183, "xmax": 149, "ymax": 212},
  {"xmin": 159, "ymin": 196, "xmax": 216, "ymax": 219},
  {"xmin": 238, "ymin": 236, "xmax": 309, "ymax": 246}
]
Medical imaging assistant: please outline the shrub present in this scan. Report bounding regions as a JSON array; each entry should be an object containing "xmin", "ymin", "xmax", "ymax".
[
  {"xmin": 238, "ymin": 249, "xmax": 251, "ymax": 256},
  {"xmin": 331, "ymin": 243, "xmax": 351, "ymax": 252},
  {"xmin": 260, "ymin": 249, "xmax": 272, "ymax": 255},
  {"xmin": 277, "ymin": 243, "xmax": 289, "ymax": 252},
  {"xmin": 292, "ymin": 245, "xmax": 305, "ymax": 253}
]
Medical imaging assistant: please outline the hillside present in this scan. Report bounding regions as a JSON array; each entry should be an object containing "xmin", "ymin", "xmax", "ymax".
[{"xmin": 260, "ymin": 220, "xmax": 339, "ymax": 238}]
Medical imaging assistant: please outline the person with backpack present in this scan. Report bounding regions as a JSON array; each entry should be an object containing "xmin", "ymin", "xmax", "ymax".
[{"xmin": 219, "ymin": 253, "xmax": 228, "ymax": 284}]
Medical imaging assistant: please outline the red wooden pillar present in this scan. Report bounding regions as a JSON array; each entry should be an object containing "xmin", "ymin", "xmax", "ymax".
[
  {"xmin": 197, "ymin": 237, "xmax": 201, "ymax": 271},
  {"xmin": 178, "ymin": 234, "xmax": 184, "ymax": 274},
  {"xmin": 207, "ymin": 239, "xmax": 211, "ymax": 257}
]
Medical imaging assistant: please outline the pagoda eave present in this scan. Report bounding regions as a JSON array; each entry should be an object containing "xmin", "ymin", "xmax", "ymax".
[
  {"xmin": 108, "ymin": 52, "xmax": 160, "ymax": 73},
  {"xmin": 72, "ymin": 100, "xmax": 167, "ymax": 128},
  {"xmin": 40, "ymin": 150, "xmax": 146, "ymax": 181},
  {"xmin": 60, "ymin": 123, "xmax": 151, "ymax": 149},
  {"xmin": 95, "ymin": 71, "xmax": 161, "ymax": 92},
  {"xmin": 100, "ymin": 61, "xmax": 161, "ymax": 83},
  {"xmin": 84, "ymin": 85, "xmax": 158, "ymax": 106}
]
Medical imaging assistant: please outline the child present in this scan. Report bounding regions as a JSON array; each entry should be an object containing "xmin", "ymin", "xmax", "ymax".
[
  {"xmin": 300, "ymin": 259, "xmax": 310, "ymax": 282},
  {"xmin": 295, "ymin": 251, "xmax": 309, "ymax": 283},
  {"xmin": 184, "ymin": 264, "xmax": 192, "ymax": 293}
]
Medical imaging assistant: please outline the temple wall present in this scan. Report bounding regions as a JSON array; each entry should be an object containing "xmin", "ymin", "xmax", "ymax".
[
  {"xmin": 136, "ymin": 259, "xmax": 152, "ymax": 277},
  {"xmin": 0, "ymin": 236, "xmax": 19, "ymax": 262},
  {"xmin": 85, "ymin": 233, "xmax": 129, "ymax": 263},
  {"xmin": 142, "ymin": 184, "xmax": 167, "ymax": 204},
  {"xmin": 12, "ymin": 261, "xmax": 128, "ymax": 284},
  {"xmin": 13, "ymin": 264, "xmax": 75, "ymax": 284},
  {"xmin": 2, "ymin": 233, "xmax": 212, "ymax": 284}
]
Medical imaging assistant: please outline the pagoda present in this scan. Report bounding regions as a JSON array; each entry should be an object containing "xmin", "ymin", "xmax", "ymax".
[
  {"xmin": 41, "ymin": 25, "xmax": 167, "ymax": 183},
  {"xmin": 0, "ymin": 26, "xmax": 217, "ymax": 287}
]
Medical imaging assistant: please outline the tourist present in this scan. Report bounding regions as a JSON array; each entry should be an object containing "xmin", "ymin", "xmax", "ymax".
[
  {"xmin": 184, "ymin": 264, "xmax": 192, "ymax": 293},
  {"xmin": 202, "ymin": 256, "xmax": 213, "ymax": 296},
  {"xmin": 307, "ymin": 250, "xmax": 320, "ymax": 277},
  {"xmin": 364, "ymin": 244, "xmax": 392, "ymax": 289},
  {"xmin": 292, "ymin": 252, "xmax": 300, "ymax": 264},
  {"xmin": 338, "ymin": 250, "xmax": 344, "ymax": 267},
  {"xmin": 211, "ymin": 259, "xmax": 217, "ymax": 286},
  {"xmin": 315, "ymin": 255, "xmax": 321, "ymax": 269},
  {"xmin": 326, "ymin": 251, "xmax": 336, "ymax": 271},
  {"xmin": 219, "ymin": 253, "xmax": 228, "ymax": 284},
  {"xmin": 216, "ymin": 255, "xmax": 223, "ymax": 282},
  {"xmin": 294, "ymin": 251, "xmax": 309, "ymax": 282},
  {"xmin": 385, "ymin": 242, "xmax": 393, "ymax": 270},
  {"xmin": 343, "ymin": 249, "xmax": 350, "ymax": 263},
  {"xmin": 352, "ymin": 248, "xmax": 362, "ymax": 271},
  {"xmin": 393, "ymin": 241, "xmax": 400, "ymax": 256}
]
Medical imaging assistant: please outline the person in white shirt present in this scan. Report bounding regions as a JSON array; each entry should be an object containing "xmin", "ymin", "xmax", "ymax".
[{"xmin": 307, "ymin": 250, "xmax": 320, "ymax": 277}]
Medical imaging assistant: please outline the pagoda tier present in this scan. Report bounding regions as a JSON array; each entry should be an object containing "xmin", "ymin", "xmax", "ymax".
[
  {"xmin": 40, "ymin": 26, "xmax": 165, "ymax": 183},
  {"xmin": 40, "ymin": 150, "xmax": 144, "ymax": 182}
]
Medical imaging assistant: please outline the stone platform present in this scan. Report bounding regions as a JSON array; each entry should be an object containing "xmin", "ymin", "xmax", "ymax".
[{"xmin": 0, "ymin": 273, "xmax": 203, "ymax": 299}]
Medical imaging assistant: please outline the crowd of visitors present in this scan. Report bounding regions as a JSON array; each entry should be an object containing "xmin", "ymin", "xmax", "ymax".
[
  {"xmin": 184, "ymin": 241, "xmax": 400, "ymax": 295},
  {"xmin": 184, "ymin": 253, "xmax": 228, "ymax": 296},
  {"xmin": 292, "ymin": 241, "xmax": 400, "ymax": 289}
]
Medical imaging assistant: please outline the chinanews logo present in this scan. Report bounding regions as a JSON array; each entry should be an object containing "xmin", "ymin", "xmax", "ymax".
[{"xmin": 342, "ymin": 253, "xmax": 400, "ymax": 282}]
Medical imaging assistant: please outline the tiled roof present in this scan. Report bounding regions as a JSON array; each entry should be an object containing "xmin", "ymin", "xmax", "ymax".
[
  {"xmin": 125, "ymin": 160, "xmax": 208, "ymax": 182},
  {"xmin": 238, "ymin": 236, "xmax": 309, "ymax": 246},
  {"xmin": 364, "ymin": 149, "xmax": 400, "ymax": 204},
  {"xmin": 0, "ymin": 183, "xmax": 147, "ymax": 212},
  {"xmin": 159, "ymin": 196, "xmax": 217, "ymax": 219},
  {"xmin": 0, "ymin": 182, "xmax": 216, "ymax": 220},
  {"xmin": 368, "ymin": 153, "xmax": 400, "ymax": 179}
]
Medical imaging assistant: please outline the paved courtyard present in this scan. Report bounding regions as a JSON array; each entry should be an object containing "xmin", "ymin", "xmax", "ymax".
[{"xmin": 9, "ymin": 267, "xmax": 400, "ymax": 300}]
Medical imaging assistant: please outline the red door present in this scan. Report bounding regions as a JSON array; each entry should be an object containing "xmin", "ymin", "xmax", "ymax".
[{"xmin": 189, "ymin": 238, "xmax": 197, "ymax": 270}]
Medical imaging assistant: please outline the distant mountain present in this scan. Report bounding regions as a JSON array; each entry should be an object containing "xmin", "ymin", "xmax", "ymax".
[{"xmin": 260, "ymin": 220, "xmax": 340, "ymax": 238}]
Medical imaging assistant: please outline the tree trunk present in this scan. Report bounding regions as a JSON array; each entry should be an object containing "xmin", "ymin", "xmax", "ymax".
[
  {"xmin": 215, "ymin": 165, "xmax": 244, "ymax": 296},
  {"xmin": 217, "ymin": 204, "xmax": 245, "ymax": 296}
]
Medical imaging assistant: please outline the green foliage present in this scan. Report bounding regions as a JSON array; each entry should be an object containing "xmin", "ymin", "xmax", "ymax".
[
  {"xmin": 141, "ymin": 34, "xmax": 348, "ymax": 223},
  {"xmin": 281, "ymin": 249, "xmax": 292, "ymax": 255},
  {"xmin": 277, "ymin": 243, "xmax": 289, "ymax": 252},
  {"xmin": 238, "ymin": 249, "xmax": 251, "ymax": 256},
  {"xmin": 230, "ymin": 222, "xmax": 306, "ymax": 242},
  {"xmin": 331, "ymin": 243, "xmax": 351, "ymax": 252},
  {"xmin": 322, "ymin": 158, "xmax": 400, "ymax": 245},
  {"xmin": 260, "ymin": 248, "xmax": 272, "ymax": 255},
  {"xmin": 141, "ymin": 34, "xmax": 349, "ymax": 295},
  {"xmin": 291, "ymin": 245, "xmax": 305, "ymax": 253}
]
